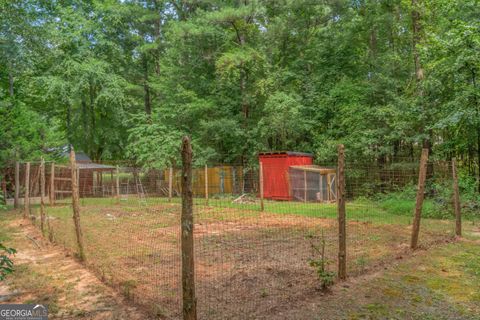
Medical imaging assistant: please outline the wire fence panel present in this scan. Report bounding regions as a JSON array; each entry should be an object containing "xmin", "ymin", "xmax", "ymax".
[
  {"xmin": 190, "ymin": 163, "xmax": 338, "ymax": 319},
  {"xmin": 4, "ymin": 152, "xmax": 461, "ymax": 319},
  {"xmin": 344, "ymin": 160, "xmax": 456, "ymax": 276},
  {"xmin": 19, "ymin": 161, "xmax": 181, "ymax": 318}
]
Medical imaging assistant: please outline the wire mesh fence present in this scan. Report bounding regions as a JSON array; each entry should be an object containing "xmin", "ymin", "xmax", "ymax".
[{"xmin": 1, "ymin": 147, "xmax": 462, "ymax": 319}]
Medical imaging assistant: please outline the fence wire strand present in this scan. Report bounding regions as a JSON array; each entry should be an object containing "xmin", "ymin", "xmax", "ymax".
[{"xmin": 2, "ymin": 155, "xmax": 460, "ymax": 319}]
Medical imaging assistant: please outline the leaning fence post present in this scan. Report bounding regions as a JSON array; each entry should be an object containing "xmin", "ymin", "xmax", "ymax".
[
  {"xmin": 410, "ymin": 148, "xmax": 429, "ymax": 249},
  {"xmin": 50, "ymin": 162, "xmax": 55, "ymax": 206},
  {"xmin": 14, "ymin": 161, "xmax": 19, "ymax": 209},
  {"xmin": 70, "ymin": 149, "xmax": 85, "ymax": 261},
  {"xmin": 204, "ymin": 164, "xmax": 209, "ymax": 206},
  {"xmin": 40, "ymin": 158, "xmax": 46, "ymax": 234},
  {"xmin": 259, "ymin": 162, "xmax": 265, "ymax": 211},
  {"xmin": 337, "ymin": 144, "xmax": 347, "ymax": 280},
  {"xmin": 24, "ymin": 162, "xmax": 30, "ymax": 218},
  {"xmin": 452, "ymin": 158, "xmax": 462, "ymax": 237},
  {"xmin": 181, "ymin": 136, "xmax": 197, "ymax": 320}
]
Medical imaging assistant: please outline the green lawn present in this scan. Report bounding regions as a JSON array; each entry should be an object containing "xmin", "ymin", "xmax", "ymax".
[
  {"xmin": 1, "ymin": 208, "xmax": 477, "ymax": 320},
  {"xmin": 48, "ymin": 195, "xmax": 449, "ymax": 226}
]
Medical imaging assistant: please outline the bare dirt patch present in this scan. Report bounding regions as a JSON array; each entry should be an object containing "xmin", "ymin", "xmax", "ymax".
[
  {"xmin": 0, "ymin": 216, "xmax": 148, "ymax": 320},
  {"xmin": 27, "ymin": 201, "xmax": 458, "ymax": 319}
]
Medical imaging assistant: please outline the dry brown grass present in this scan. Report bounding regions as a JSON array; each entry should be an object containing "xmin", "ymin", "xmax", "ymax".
[{"xmin": 27, "ymin": 200, "xmax": 456, "ymax": 319}]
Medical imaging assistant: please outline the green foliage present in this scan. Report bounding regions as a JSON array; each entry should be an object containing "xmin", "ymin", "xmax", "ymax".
[
  {"xmin": 0, "ymin": 193, "xmax": 5, "ymax": 210},
  {"xmin": 377, "ymin": 176, "xmax": 480, "ymax": 220},
  {"xmin": 0, "ymin": 0, "xmax": 479, "ymax": 193},
  {"xmin": 257, "ymin": 91, "xmax": 308, "ymax": 151},
  {"xmin": 126, "ymin": 113, "xmax": 183, "ymax": 168},
  {"xmin": 306, "ymin": 231, "xmax": 335, "ymax": 291},
  {"xmin": 0, "ymin": 242, "xmax": 16, "ymax": 281},
  {"xmin": 0, "ymin": 99, "xmax": 64, "ymax": 164},
  {"xmin": 456, "ymin": 172, "xmax": 480, "ymax": 219}
]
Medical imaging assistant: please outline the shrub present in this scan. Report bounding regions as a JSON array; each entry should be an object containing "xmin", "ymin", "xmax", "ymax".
[
  {"xmin": 306, "ymin": 231, "xmax": 335, "ymax": 291},
  {"xmin": 0, "ymin": 242, "xmax": 16, "ymax": 281}
]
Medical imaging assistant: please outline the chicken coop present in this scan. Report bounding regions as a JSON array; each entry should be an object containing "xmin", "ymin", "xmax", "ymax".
[
  {"xmin": 259, "ymin": 151, "xmax": 337, "ymax": 202},
  {"xmin": 289, "ymin": 165, "xmax": 337, "ymax": 202}
]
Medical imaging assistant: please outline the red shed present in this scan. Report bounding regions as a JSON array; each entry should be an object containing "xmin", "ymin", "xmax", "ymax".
[{"xmin": 259, "ymin": 151, "xmax": 313, "ymax": 200}]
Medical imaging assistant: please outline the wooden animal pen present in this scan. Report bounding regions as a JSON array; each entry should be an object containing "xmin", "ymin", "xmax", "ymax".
[
  {"xmin": 258, "ymin": 152, "xmax": 337, "ymax": 202},
  {"xmin": 76, "ymin": 162, "xmax": 117, "ymax": 197},
  {"xmin": 56, "ymin": 151, "xmax": 116, "ymax": 198},
  {"xmin": 289, "ymin": 165, "xmax": 337, "ymax": 202},
  {"xmin": 166, "ymin": 166, "xmax": 243, "ymax": 196},
  {"xmin": 259, "ymin": 152, "xmax": 313, "ymax": 200}
]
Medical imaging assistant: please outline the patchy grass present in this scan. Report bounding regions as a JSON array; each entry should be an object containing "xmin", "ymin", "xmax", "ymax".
[
  {"xmin": 0, "ymin": 213, "xmax": 146, "ymax": 319},
  {"xmin": 61, "ymin": 195, "xmax": 452, "ymax": 225},
  {"xmin": 6, "ymin": 264, "xmax": 61, "ymax": 314},
  {"xmin": 22, "ymin": 197, "xmax": 460, "ymax": 319},
  {"xmin": 344, "ymin": 241, "xmax": 480, "ymax": 319},
  {"xmin": 2, "ymin": 203, "xmax": 477, "ymax": 319}
]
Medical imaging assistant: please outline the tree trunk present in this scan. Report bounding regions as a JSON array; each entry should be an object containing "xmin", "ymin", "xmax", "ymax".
[
  {"xmin": 411, "ymin": 0, "xmax": 433, "ymax": 177},
  {"xmin": 472, "ymin": 68, "xmax": 480, "ymax": 192},
  {"xmin": 8, "ymin": 70, "xmax": 14, "ymax": 97},
  {"xmin": 143, "ymin": 55, "xmax": 152, "ymax": 116},
  {"xmin": 81, "ymin": 95, "xmax": 88, "ymax": 154},
  {"xmin": 238, "ymin": 32, "xmax": 248, "ymax": 123},
  {"xmin": 153, "ymin": 0, "xmax": 162, "ymax": 76},
  {"xmin": 411, "ymin": 0, "xmax": 424, "ymax": 83},
  {"xmin": 89, "ymin": 82, "xmax": 96, "ymax": 157},
  {"xmin": 66, "ymin": 102, "xmax": 72, "ymax": 146}
]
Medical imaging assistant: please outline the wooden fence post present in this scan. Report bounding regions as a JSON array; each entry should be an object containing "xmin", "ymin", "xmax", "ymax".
[
  {"xmin": 40, "ymin": 158, "xmax": 46, "ymax": 234},
  {"xmin": 24, "ymin": 162, "xmax": 30, "ymax": 218},
  {"xmin": 70, "ymin": 149, "xmax": 85, "ymax": 261},
  {"xmin": 410, "ymin": 148, "xmax": 429, "ymax": 249},
  {"xmin": 168, "ymin": 166, "xmax": 173, "ymax": 202},
  {"xmin": 204, "ymin": 164, "xmax": 209, "ymax": 206},
  {"xmin": 452, "ymin": 158, "xmax": 461, "ymax": 237},
  {"xmin": 303, "ymin": 170, "xmax": 308, "ymax": 202},
  {"xmin": 259, "ymin": 162, "xmax": 264, "ymax": 211},
  {"xmin": 50, "ymin": 162, "xmax": 55, "ymax": 206},
  {"xmin": 181, "ymin": 136, "xmax": 197, "ymax": 320},
  {"xmin": 14, "ymin": 161, "xmax": 19, "ymax": 209},
  {"xmin": 76, "ymin": 167, "xmax": 80, "ymax": 201},
  {"xmin": 116, "ymin": 165, "xmax": 120, "ymax": 203},
  {"xmin": 337, "ymin": 144, "xmax": 347, "ymax": 280}
]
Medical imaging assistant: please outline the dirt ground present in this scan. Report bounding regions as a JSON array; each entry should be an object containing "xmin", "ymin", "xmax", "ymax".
[
  {"xmin": 20, "ymin": 201, "xmax": 459, "ymax": 319},
  {"xmin": 1, "ymin": 211, "xmax": 479, "ymax": 319},
  {"xmin": 0, "ymin": 216, "xmax": 147, "ymax": 319}
]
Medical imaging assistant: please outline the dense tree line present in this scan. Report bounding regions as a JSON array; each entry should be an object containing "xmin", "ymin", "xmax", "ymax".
[{"xmin": 1, "ymin": 1, "xmax": 479, "ymax": 178}]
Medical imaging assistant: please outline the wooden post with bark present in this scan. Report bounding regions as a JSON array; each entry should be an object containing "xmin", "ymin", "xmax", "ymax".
[
  {"xmin": 337, "ymin": 144, "xmax": 347, "ymax": 280},
  {"xmin": 14, "ymin": 161, "xmax": 19, "ymax": 209},
  {"xmin": 168, "ymin": 166, "xmax": 173, "ymax": 202},
  {"xmin": 24, "ymin": 162, "xmax": 30, "ymax": 218},
  {"xmin": 410, "ymin": 148, "xmax": 429, "ymax": 249},
  {"xmin": 40, "ymin": 158, "xmax": 46, "ymax": 235},
  {"xmin": 50, "ymin": 162, "xmax": 55, "ymax": 206},
  {"xmin": 204, "ymin": 164, "xmax": 209, "ymax": 206},
  {"xmin": 304, "ymin": 170, "xmax": 308, "ymax": 202},
  {"xmin": 116, "ymin": 166, "xmax": 120, "ymax": 203},
  {"xmin": 70, "ymin": 149, "xmax": 85, "ymax": 261},
  {"xmin": 259, "ymin": 162, "xmax": 264, "ymax": 211},
  {"xmin": 452, "ymin": 158, "xmax": 462, "ymax": 237},
  {"xmin": 181, "ymin": 136, "xmax": 197, "ymax": 320}
]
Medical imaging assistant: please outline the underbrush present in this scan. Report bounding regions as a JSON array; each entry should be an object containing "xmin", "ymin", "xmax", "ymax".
[{"xmin": 375, "ymin": 175, "xmax": 480, "ymax": 221}]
